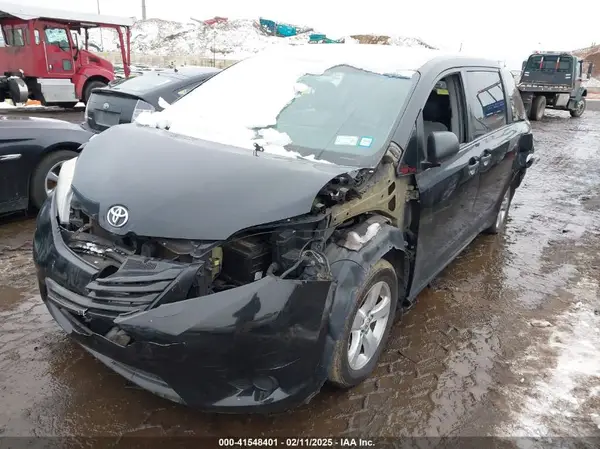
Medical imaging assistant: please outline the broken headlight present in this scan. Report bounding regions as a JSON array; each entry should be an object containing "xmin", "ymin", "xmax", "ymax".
[{"xmin": 54, "ymin": 157, "xmax": 78, "ymax": 225}]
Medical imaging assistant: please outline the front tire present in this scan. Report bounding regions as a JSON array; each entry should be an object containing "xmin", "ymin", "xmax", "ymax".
[
  {"xmin": 8, "ymin": 77, "xmax": 28, "ymax": 104},
  {"xmin": 529, "ymin": 95, "xmax": 546, "ymax": 121},
  {"xmin": 570, "ymin": 98, "xmax": 586, "ymax": 118},
  {"xmin": 83, "ymin": 80, "xmax": 107, "ymax": 104},
  {"xmin": 328, "ymin": 259, "xmax": 399, "ymax": 388},
  {"xmin": 30, "ymin": 150, "xmax": 78, "ymax": 209}
]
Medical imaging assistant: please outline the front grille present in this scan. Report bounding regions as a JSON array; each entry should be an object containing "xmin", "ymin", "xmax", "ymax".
[
  {"xmin": 46, "ymin": 257, "xmax": 200, "ymax": 318},
  {"xmin": 46, "ymin": 278, "xmax": 149, "ymax": 318}
]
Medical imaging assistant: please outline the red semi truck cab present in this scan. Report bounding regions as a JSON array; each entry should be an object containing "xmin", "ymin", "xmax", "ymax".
[{"xmin": 0, "ymin": 1, "xmax": 133, "ymax": 107}]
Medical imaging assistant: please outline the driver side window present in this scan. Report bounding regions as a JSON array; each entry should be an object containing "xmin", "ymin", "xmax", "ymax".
[
  {"xmin": 402, "ymin": 73, "xmax": 466, "ymax": 170},
  {"xmin": 422, "ymin": 74, "xmax": 466, "ymax": 145},
  {"xmin": 44, "ymin": 28, "xmax": 69, "ymax": 48}
]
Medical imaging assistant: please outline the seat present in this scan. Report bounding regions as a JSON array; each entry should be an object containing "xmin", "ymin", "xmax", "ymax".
[
  {"xmin": 423, "ymin": 92, "xmax": 449, "ymax": 160},
  {"xmin": 423, "ymin": 91, "xmax": 449, "ymax": 134}
]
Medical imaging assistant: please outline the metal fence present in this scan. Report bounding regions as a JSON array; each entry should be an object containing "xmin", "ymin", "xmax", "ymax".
[{"xmin": 100, "ymin": 51, "xmax": 239, "ymax": 69}]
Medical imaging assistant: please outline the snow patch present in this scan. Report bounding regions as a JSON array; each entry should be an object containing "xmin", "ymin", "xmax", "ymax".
[
  {"xmin": 528, "ymin": 319, "xmax": 553, "ymax": 328},
  {"xmin": 583, "ymin": 77, "xmax": 600, "ymax": 88},
  {"xmin": 0, "ymin": 101, "xmax": 44, "ymax": 109},
  {"xmin": 87, "ymin": 17, "xmax": 435, "ymax": 60},
  {"xmin": 498, "ymin": 277, "xmax": 600, "ymax": 437}
]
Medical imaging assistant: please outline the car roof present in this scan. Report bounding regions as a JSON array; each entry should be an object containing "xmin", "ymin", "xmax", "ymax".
[{"xmin": 256, "ymin": 44, "xmax": 502, "ymax": 73}]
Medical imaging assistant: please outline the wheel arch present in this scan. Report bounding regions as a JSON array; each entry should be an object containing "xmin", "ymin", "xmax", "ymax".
[
  {"xmin": 324, "ymin": 220, "xmax": 409, "ymax": 343},
  {"xmin": 381, "ymin": 247, "xmax": 412, "ymax": 306},
  {"xmin": 42, "ymin": 141, "xmax": 85, "ymax": 156},
  {"xmin": 80, "ymin": 75, "xmax": 110, "ymax": 101}
]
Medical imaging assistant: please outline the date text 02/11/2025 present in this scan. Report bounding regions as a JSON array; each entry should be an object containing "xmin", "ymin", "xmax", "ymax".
[{"xmin": 218, "ymin": 438, "xmax": 376, "ymax": 447}]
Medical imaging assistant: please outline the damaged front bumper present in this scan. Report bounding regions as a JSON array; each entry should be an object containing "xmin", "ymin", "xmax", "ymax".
[{"xmin": 33, "ymin": 196, "xmax": 335, "ymax": 413}]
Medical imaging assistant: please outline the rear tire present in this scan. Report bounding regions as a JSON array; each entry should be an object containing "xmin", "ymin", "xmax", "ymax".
[
  {"xmin": 82, "ymin": 80, "xmax": 107, "ymax": 104},
  {"xmin": 30, "ymin": 150, "xmax": 78, "ymax": 209},
  {"xmin": 529, "ymin": 95, "xmax": 546, "ymax": 121},
  {"xmin": 328, "ymin": 259, "xmax": 399, "ymax": 388},
  {"xmin": 483, "ymin": 186, "xmax": 513, "ymax": 235},
  {"xmin": 570, "ymin": 98, "xmax": 586, "ymax": 118}
]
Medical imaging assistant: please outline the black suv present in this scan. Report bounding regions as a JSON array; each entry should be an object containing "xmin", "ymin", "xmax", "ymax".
[{"xmin": 34, "ymin": 45, "xmax": 535, "ymax": 413}]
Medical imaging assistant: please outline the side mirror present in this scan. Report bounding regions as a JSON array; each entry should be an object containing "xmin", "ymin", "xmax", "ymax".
[
  {"xmin": 426, "ymin": 131, "xmax": 459, "ymax": 166},
  {"xmin": 518, "ymin": 133, "xmax": 534, "ymax": 153},
  {"xmin": 521, "ymin": 61, "xmax": 526, "ymax": 71},
  {"xmin": 587, "ymin": 63, "xmax": 593, "ymax": 80}
]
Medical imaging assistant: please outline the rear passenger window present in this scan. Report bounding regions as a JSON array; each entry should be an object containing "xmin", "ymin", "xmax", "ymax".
[
  {"xmin": 501, "ymin": 69, "xmax": 527, "ymax": 123},
  {"xmin": 465, "ymin": 71, "xmax": 507, "ymax": 139}
]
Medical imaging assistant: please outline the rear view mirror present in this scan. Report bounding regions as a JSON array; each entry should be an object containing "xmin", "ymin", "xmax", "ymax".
[{"xmin": 426, "ymin": 131, "xmax": 459, "ymax": 166}]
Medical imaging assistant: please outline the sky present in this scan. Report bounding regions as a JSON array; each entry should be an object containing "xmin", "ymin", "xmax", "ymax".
[{"xmin": 19, "ymin": 0, "xmax": 600, "ymax": 70}]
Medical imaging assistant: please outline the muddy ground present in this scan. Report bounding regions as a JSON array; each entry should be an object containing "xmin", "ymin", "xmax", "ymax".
[{"xmin": 1, "ymin": 107, "xmax": 600, "ymax": 442}]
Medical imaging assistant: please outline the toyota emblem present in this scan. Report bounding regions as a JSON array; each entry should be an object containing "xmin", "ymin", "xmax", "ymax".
[
  {"xmin": 103, "ymin": 102, "xmax": 109, "ymax": 110},
  {"xmin": 106, "ymin": 205, "xmax": 129, "ymax": 228}
]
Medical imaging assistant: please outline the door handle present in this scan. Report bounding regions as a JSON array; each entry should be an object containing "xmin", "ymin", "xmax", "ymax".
[
  {"xmin": 480, "ymin": 150, "xmax": 492, "ymax": 167},
  {"xmin": 468, "ymin": 157, "xmax": 480, "ymax": 176}
]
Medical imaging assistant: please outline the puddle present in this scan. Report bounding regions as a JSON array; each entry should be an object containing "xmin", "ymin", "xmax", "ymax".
[{"xmin": 0, "ymin": 285, "xmax": 27, "ymax": 311}]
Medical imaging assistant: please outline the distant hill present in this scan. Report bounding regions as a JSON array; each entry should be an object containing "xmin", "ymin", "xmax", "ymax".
[{"xmin": 572, "ymin": 44, "xmax": 600, "ymax": 79}]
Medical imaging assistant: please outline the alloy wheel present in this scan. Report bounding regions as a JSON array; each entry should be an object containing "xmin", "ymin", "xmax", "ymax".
[
  {"xmin": 45, "ymin": 161, "xmax": 65, "ymax": 195},
  {"xmin": 347, "ymin": 280, "xmax": 392, "ymax": 371}
]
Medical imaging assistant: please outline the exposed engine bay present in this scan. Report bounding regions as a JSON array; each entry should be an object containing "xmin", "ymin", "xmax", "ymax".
[{"xmin": 58, "ymin": 155, "xmax": 408, "ymax": 311}]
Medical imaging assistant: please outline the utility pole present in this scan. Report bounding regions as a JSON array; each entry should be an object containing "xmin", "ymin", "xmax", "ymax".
[
  {"xmin": 142, "ymin": 0, "xmax": 147, "ymax": 20},
  {"xmin": 96, "ymin": 0, "xmax": 104, "ymax": 51}
]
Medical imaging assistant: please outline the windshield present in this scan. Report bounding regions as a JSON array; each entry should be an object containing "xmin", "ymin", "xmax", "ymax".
[
  {"xmin": 136, "ymin": 48, "xmax": 417, "ymax": 166},
  {"xmin": 525, "ymin": 55, "xmax": 573, "ymax": 73}
]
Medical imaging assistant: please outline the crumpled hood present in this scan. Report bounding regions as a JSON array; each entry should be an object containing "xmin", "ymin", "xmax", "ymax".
[{"xmin": 71, "ymin": 124, "xmax": 351, "ymax": 240}]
